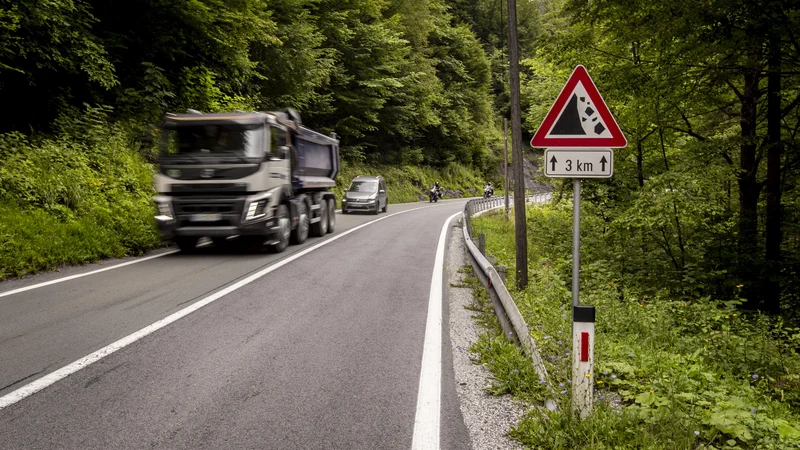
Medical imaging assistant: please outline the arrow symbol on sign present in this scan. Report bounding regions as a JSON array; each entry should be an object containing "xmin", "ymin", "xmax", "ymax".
[
  {"xmin": 550, "ymin": 155, "xmax": 557, "ymax": 171},
  {"xmin": 600, "ymin": 155, "xmax": 607, "ymax": 172}
]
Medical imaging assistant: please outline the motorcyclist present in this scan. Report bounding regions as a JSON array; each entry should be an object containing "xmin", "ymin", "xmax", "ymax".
[
  {"xmin": 432, "ymin": 181, "xmax": 441, "ymax": 196},
  {"xmin": 484, "ymin": 182, "xmax": 494, "ymax": 197}
]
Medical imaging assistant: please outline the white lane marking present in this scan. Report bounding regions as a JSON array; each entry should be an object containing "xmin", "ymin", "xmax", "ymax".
[
  {"xmin": 412, "ymin": 211, "xmax": 461, "ymax": 450},
  {"xmin": 0, "ymin": 250, "xmax": 180, "ymax": 299},
  {"xmin": 0, "ymin": 204, "xmax": 445, "ymax": 410}
]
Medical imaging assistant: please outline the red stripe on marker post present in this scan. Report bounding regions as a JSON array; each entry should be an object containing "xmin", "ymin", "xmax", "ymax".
[{"xmin": 580, "ymin": 332, "xmax": 590, "ymax": 362}]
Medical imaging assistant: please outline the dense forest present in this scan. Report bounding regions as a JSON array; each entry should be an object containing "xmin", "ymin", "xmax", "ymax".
[
  {"xmin": 0, "ymin": 0, "xmax": 501, "ymax": 167},
  {"xmin": 2, "ymin": 0, "xmax": 800, "ymax": 319},
  {"xmin": 501, "ymin": 0, "xmax": 799, "ymax": 317}
]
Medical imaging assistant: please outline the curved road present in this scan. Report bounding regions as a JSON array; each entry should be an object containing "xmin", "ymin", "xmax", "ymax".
[{"xmin": 0, "ymin": 199, "xmax": 472, "ymax": 449}]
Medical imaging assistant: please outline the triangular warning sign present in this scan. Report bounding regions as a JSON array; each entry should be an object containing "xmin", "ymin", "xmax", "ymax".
[{"xmin": 531, "ymin": 65, "xmax": 627, "ymax": 148}]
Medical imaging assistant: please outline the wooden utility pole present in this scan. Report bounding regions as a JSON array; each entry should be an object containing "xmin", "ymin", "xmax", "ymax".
[
  {"xmin": 765, "ymin": 32, "xmax": 782, "ymax": 312},
  {"xmin": 507, "ymin": 0, "xmax": 528, "ymax": 288},
  {"xmin": 504, "ymin": 118, "xmax": 510, "ymax": 219}
]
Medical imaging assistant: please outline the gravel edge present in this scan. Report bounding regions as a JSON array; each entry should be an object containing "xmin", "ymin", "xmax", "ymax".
[{"xmin": 446, "ymin": 222, "xmax": 528, "ymax": 450}]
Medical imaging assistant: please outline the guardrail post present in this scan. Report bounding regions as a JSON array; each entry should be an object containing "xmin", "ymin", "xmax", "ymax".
[
  {"xmin": 478, "ymin": 233, "xmax": 485, "ymax": 255},
  {"xmin": 496, "ymin": 266, "xmax": 506, "ymax": 283}
]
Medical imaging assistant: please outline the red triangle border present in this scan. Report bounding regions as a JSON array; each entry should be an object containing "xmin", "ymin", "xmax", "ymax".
[{"xmin": 530, "ymin": 65, "xmax": 627, "ymax": 148}]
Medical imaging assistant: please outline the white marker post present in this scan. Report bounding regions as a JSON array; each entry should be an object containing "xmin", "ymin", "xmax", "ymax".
[
  {"xmin": 572, "ymin": 305, "xmax": 595, "ymax": 418},
  {"xmin": 531, "ymin": 65, "xmax": 627, "ymax": 418}
]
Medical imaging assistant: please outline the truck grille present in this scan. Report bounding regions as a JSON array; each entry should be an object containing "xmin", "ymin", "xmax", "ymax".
[
  {"xmin": 171, "ymin": 183, "xmax": 247, "ymax": 195},
  {"xmin": 173, "ymin": 199, "xmax": 242, "ymax": 215},
  {"xmin": 177, "ymin": 204, "xmax": 235, "ymax": 214}
]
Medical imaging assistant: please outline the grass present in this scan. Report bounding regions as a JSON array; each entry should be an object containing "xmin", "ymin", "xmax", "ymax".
[{"xmin": 468, "ymin": 205, "xmax": 800, "ymax": 449}]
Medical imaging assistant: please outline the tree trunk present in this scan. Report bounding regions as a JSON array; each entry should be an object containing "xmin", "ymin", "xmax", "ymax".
[
  {"xmin": 737, "ymin": 65, "xmax": 762, "ymax": 307},
  {"xmin": 636, "ymin": 140, "xmax": 644, "ymax": 188},
  {"xmin": 764, "ymin": 33, "xmax": 782, "ymax": 313}
]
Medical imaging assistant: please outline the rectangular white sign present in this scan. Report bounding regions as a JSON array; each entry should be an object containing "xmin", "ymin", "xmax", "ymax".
[{"xmin": 544, "ymin": 149, "xmax": 613, "ymax": 178}]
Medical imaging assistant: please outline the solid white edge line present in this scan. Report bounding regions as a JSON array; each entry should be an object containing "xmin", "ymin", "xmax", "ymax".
[
  {"xmin": 0, "ymin": 204, "xmax": 437, "ymax": 410},
  {"xmin": 0, "ymin": 250, "xmax": 180, "ymax": 299},
  {"xmin": 411, "ymin": 211, "xmax": 461, "ymax": 450}
]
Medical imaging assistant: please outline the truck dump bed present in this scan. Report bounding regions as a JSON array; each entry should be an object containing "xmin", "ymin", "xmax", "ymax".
[{"xmin": 291, "ymin": 126, "xmax": 340, "ymax": 190}]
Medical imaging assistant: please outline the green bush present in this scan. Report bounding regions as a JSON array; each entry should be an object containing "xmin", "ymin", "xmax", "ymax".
[
  {"xmin": 0, "ymin": 107, "xmax": 161, "ymax": 280},
  {"xmin": 470, "ymin": 205, "xmax": 800, "ymax": 449}
]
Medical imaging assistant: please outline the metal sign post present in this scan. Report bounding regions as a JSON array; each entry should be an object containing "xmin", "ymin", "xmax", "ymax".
[
  {"xmin": 570, "ymin": 178, "xmax": 595, "ymax": 418},
  {"xmin": 572, "ymin": 179, "xmax": 580, "ymax": 309},
  {"xmin": 531, "ymin": 65, "xmax": 627, "ymax": 419}
]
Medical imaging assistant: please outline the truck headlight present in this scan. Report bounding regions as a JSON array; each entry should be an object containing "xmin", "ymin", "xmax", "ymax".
[
  {"xmin": 245, "ymin": 200, "xmax": 267, "ymax": 221},
  {"xmin": 155, "ymin": 201, "xmax": 173, "ymax": 222}
]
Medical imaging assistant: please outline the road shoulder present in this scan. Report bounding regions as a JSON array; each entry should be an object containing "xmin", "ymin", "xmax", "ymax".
[{"xmin": 446, "ymin": 220, "xmax": 526, "ymax": 450}]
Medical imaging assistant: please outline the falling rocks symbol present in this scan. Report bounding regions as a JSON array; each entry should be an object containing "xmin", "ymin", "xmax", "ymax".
[{"xmin": 552, "ymin": 94, "xmax": 606, "ymax": 136}]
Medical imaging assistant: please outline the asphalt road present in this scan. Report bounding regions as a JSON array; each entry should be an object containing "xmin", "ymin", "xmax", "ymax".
[{"xmin": 0, "ymin": 199, "xmax": 472, "ymax": 449}]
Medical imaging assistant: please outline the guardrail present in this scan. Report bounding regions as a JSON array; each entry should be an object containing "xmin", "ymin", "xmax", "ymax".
[{"xmin": 461, "ymin": 194, "xmax": 557, "ymax": 410}]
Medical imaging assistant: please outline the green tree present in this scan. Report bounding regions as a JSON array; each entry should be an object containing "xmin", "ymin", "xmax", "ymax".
[{"xmin": 0, "ymin": 0, "xmax": 117, "ymax": 131}]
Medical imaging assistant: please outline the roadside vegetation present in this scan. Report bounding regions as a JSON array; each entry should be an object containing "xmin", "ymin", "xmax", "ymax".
[
  {"xmin": 0, "ymin": 107, "xmax": 162, "ymax": 280},
  {"xmin": 470, "ymin": 205, "xmax": 800, "ymax": 449}
]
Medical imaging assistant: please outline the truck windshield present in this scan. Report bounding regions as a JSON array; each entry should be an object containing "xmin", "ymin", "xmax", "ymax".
[
  {"xmin": 160, "ymin": 124, "xmax": 263, "ymax": 160},
  {"xmin": 347, "ymin": 181, "xmax": 378, "ymax": 193}
]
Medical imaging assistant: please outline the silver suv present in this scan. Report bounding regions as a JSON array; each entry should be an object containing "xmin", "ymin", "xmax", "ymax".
[{"xmin": 341, "ymin": 176, "xmax": 387, "ymax": 214}]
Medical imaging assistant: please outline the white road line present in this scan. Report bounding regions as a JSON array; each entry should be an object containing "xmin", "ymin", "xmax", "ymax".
[
  {"xmin": 0, "ymin": 205, "xmax": 439, "ymax": 410},
  {"xmin": 411, "ymin": 211, "xmax": 461, "ymax": 450},
  {"xmin": 0, "ymin": 250, "xmax": 180, "ymax": 299}
]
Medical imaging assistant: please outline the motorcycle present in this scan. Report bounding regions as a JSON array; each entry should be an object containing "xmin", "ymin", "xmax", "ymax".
[
  {"xmin": 429, "ymin": 188, "xmax": 441, "ymax": 203},
  {"xmin": 483, "ymin": 186, "xmax": 494, "ymax": 198}
]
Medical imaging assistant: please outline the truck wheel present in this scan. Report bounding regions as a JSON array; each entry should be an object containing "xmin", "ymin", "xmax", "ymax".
[
  {"xmin": 326, "ymin": 198, "xmax": 336, "ymax": 233},
  {"xmin": 175, "ymin": 237, "xmax": 198, "ymax": 253},
  {"xmin": 310, "ymin": 198, "xmax": 328, "ymax": 237},
  {"xmin": 291, "ymin": 201, "xmax": 309, "ymax": 244},
  {"xmin": 270, "ymin": 204, "xmax": 290, "ymax": 253},
  {"xmin": 372, "ymin": 202, "xmax": 380, "ymax": 215}
]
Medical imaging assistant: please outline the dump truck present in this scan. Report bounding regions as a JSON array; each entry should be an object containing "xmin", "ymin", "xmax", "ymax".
[{"xmin": 153, "ymin": 108, "xmax": 339, "ymax": 252}]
